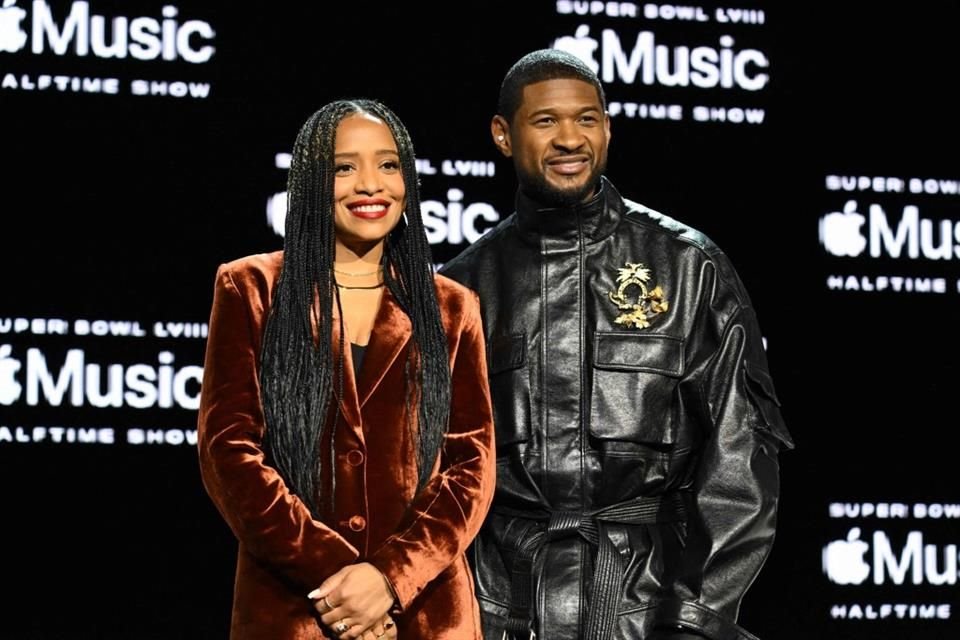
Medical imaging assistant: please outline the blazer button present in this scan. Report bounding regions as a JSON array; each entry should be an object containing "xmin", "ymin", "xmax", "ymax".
[
  {"xmin": 348, "ymin": 515, "xmax": 366, "ymax": 532},
  {"xmin": 346, "ymin": 449, "xmax": 365, "ymax": 466}
]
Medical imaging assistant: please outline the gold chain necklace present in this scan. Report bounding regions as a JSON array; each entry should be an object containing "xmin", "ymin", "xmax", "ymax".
[
  {"xmin": 334, "ymin": 265, "xmax": 382, "ymax": 277},
  {"xmin": 335, "ymin": 282, "xmax": 384, "ymax": 290}
]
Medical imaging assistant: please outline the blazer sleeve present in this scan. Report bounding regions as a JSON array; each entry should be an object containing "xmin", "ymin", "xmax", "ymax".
[
  {"xmin": 366, "ymin": 290, "xmax": 496, "ymax": 609},
  {"xmin": 196, "ymin": 263, "xmax": 359, "ymax": 589},
  {"xmin": 657, "ymin": 260, "xmax": 794, "ymax": 640}
]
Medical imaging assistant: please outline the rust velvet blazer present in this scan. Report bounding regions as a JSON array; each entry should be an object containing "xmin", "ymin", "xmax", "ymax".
[{"xmin": 197, "ymin": 251, "xmax": 496, "ymax": 639}]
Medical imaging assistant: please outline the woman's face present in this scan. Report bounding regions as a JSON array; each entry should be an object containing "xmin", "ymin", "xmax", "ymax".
[{"xmin": 332, "ymin": 113, "xmax": 406, "ymax": 254}]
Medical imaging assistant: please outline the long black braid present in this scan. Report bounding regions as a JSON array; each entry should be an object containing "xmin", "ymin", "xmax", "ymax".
[{"xmin": 259, "ymin": 99, "xmax": 451, "ymax": 519}]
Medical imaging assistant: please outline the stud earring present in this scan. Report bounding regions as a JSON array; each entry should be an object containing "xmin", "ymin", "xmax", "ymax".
[{"xmin": 497, "ymin": 135, "xmax": 505, "ymax": 141}]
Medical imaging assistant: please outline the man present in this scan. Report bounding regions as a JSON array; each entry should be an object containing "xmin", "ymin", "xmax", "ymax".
[{"xmin": 440, "ymin": 49, "xmax": 794, "ymax": 640}]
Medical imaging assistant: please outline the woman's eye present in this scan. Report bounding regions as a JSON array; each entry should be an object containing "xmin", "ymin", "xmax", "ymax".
[
  {"xmin": 334, "ymin": 164, "xmax": 353, "ymax": 174},
  {"xmin": 381, "ymin": 160, "xmax": 400, "ymax": 171}
]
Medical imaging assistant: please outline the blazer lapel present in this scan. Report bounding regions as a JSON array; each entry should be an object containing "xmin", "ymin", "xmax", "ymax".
[{"xmin": 358, "ymin": 289, "xmax": 411, "ymax": 408}]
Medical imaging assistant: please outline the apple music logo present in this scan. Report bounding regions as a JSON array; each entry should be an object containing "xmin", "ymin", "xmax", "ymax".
[
  {"xmin": 822, "ymin": 527, "xmax": 871, "ymax": 585},
  {"xmin": 823, "ymin": 526, "xmax": 957, "ymax": 622},
  {"xmin": 0, "ymin": 344, "xmax": 23, "ymax": 405},
  {"xmin": 821, "ymin": 172, "xmax": 960, "ymax": 295},
  {"xmin": 550, "ymin": 25, "xmax": 769, "ymax": 91},
  {"xmin": 0, "ymin": 344, "xmax": 202, "ymax": 410},
  {"xmin": 547, "ymin": 13, "xmax": 771, "ymax": 125},
  {"xmin": 0, "ymin": 0, "xmax": 28, "ymax": 54},
  {"xmin": 0, "ymin": 321, "xmax": 205, "ymax": 445},
  {"xmin": 819, "ymin": 200, "xmax": 867, "ymax": 257},
  {"xmin": 0, "ymin": 1, "xmax": 215, "ymax": 63},
  {"xmin": 823, "ymin": 500, "xmax": 958, "ymax": 622},
  {"xmin": 0, "ymin": 2, "xmax": 216, "ymax": 99},
  {"xmin": 820, "ymin": 200, "xmax": 960, "ymax": 261},
  {"xmin": 823, "ymin": 527, "xmax": 959, "ymax": 587}
]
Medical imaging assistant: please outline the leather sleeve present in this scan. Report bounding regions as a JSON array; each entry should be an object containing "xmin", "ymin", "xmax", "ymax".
[{"xmin": 657, "ymin": 258, "xmax": 793, "ymax": 640}]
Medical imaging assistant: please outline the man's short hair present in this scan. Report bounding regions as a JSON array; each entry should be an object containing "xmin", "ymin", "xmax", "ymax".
[{"xmin": 497, "ymin": 48, "xmax": 607, "ymax": 122}]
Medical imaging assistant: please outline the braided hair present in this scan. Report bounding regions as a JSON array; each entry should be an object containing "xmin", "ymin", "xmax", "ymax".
[{"xmin": 259, "ymin": 99, "xmax": 451, "ymax": 518}]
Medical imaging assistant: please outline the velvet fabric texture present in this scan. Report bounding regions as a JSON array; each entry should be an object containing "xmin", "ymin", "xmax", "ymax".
[{"xmin": 197, "ymin": 251, "xmax": 495, "ymax": 639}]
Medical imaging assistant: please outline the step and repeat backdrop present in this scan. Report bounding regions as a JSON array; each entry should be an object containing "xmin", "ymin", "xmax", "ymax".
[{"xmin": 2, "ymin": 2, "xmax": 958, "ymax": 638}]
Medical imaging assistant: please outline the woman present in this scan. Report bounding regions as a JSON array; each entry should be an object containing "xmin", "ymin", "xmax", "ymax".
[{"xmin": 197, "ymin": 99, "xmax": 496, "ymax": 639}]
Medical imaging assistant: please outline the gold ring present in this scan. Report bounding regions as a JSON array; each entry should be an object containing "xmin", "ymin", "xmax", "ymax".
[
  {"xmin": 322, "ymin": 596, "xmax": 335, "ymax": 611},
  {"xmin": 334, "ymin": 620, "xmax": 348, "ymax": 634}
]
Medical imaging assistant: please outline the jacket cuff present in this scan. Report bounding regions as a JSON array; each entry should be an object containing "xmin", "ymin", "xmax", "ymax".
[
  {"xmin": 655, "ymin": 599, "xmax": 760, "ymax": 640},
  {"xmin": 367, "ymin": 546, "xmax": 417, "ymax": 611}
]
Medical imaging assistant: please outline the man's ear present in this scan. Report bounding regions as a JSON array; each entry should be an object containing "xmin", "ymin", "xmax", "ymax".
[{"xmin": 491, "ymin": 116, "xmax": 511, "ymax": 157}]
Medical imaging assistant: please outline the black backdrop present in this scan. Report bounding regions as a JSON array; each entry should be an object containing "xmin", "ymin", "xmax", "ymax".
[{"xmin": 3, "ymin": 2, "xmax": 959, "ymax": 638}]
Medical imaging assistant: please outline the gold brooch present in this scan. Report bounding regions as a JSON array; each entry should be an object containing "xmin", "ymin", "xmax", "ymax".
[{"xmin": 608, "ymin": 262, "xmax": 669, "ymax": 329}]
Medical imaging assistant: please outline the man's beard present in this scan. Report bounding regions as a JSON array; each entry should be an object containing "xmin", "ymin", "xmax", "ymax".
[{"xmin": 516, "ymin": 160, "xmax": 606, "ymax": 208}]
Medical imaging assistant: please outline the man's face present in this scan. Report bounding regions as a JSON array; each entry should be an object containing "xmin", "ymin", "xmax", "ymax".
[{"xmin": 499, "ymin": 78, "xmax": 610, "ymax": 207}]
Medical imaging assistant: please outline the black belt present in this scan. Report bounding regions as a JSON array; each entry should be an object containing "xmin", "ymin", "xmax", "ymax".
[{"xmin": 495, "ymin": 493, "xmax": 687, "ymax": 640}]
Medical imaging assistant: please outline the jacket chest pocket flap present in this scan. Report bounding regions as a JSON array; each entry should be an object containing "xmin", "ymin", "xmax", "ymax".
[
  {"xmin": 487, "ymin": 333, "xmax": 530, "ymax": 447},
  {"xmin": 590, "ymin": 332, "xmax": 684, "ymax": 445}
]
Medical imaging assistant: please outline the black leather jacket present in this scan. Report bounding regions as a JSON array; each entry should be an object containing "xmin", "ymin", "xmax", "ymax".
[{"xmin": 440, "ymin": 177, "xmax": 794, "ymax": 640}]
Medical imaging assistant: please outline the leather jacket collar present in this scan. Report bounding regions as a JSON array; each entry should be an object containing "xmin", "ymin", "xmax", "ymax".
[{"xmin": 514, "ymin": 176, "xmax": 622, "ymax": 245}]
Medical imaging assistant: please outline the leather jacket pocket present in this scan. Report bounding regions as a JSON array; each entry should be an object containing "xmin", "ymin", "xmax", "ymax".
[
  {"xmin": 743, "ymin": 360, "xmax": 794, "ymax": 449},
  {"xmin": 589, "ymin": 332, "xmax": 684, "ymax": 446},
  {"xmin": 488, "ymin": 333, "xmax": 530, "ymax": 449},
  {"xmin": 589, "ymin": 333, "xmax": 687, "ymax": 502}
]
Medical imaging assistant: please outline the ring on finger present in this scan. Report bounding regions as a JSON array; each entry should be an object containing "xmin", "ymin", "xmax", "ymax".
[
  {"xmin": 334, "ymin": 620, "xmax": 348, "ymax": 634},
  {"xmin": 322, "ymin": 596, "xmax": 335, "ymax": 611}
]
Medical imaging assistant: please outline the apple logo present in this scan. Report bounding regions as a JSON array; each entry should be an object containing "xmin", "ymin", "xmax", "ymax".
[
  {"xmin": 819, "ymin": 199, "xmax": 867, "ymax": 257},
  {"xmin": 552, "ymin": 25, "xmax": 599, "ymax": 74},
  {"xmin": 266, "ymin": 190, "xmax": 287, "ymax": 237},
  {"xmin": 0, "ymin": 0, "xmax": 28, "ymax": 54},
  {"xmin": 0, "ymin": 344, "xmax": 23, "ymax": 405},
  {"xmin": 822, "ymin": 527, "xmax": 871, "ymax": 585}
]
